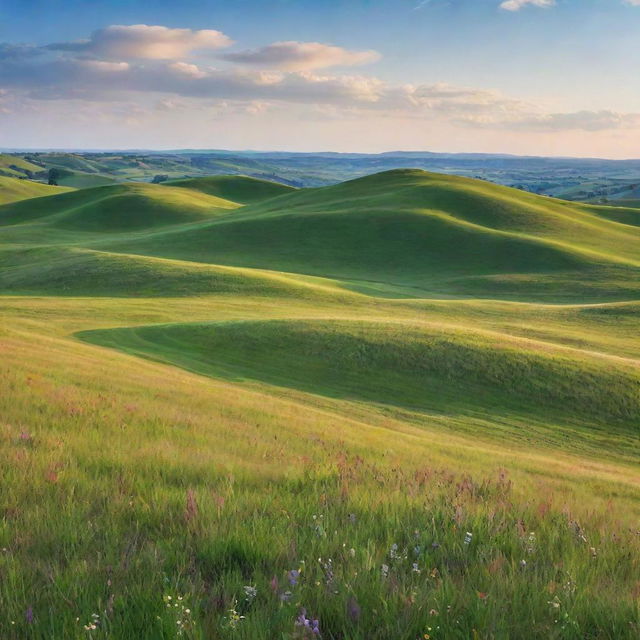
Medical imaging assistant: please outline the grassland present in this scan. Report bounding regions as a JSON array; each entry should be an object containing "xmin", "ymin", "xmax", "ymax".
[
  {"xmin": 0, "ymin": 176, "xmax": 73, "ymax": 205},
  {"xmin": 1, "ymin": 170, "xmax": 639, "ymax": 639}
]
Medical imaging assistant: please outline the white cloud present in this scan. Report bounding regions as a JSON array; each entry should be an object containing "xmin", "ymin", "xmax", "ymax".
[
  {"xmin": 500, "ymin": 0, "xmax": 555, "ymax": 11},
  {"xmin": 221, "ymin": 41, "xmax": 380, "ymax": 71},
  {"xmin": 47, "ymin": 24, "xmax": 233, "ymax": 60},
  {"xmin": 1, "ymin": 23, "xmax": 639, "ymax": 137}
]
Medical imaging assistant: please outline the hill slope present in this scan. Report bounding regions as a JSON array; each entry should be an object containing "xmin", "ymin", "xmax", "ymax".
[
  {"xmin": 109, "ymin": 170, "xmax": 640, "ymax": 301},
  {"xmin": 165, "ymin": 174, "xmax": 296, "ymax": 203},
  {"xmin": 0, "ymin": 176, "xmax": 73, "ymax": 204},
  {"xmin": 79, "ymin": 318, "xmax": 640, "ymax": 431},
  {"xmin": 0, "ymin": 181, "xmax": 241, "ymax": 231}
]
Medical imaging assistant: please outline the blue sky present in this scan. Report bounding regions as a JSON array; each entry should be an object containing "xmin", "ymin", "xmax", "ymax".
[{"xmin": 1, "ymin": 0, "xmax": 639, "ymax": 156}]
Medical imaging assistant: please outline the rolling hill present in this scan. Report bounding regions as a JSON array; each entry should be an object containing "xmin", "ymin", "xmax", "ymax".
[
  {"xmin": 105, "ymin": 169, "xmax": 640, "ymax": 301},
  {"xmin": 2, "ymin": 168, "xmax": 640, "ymax": 638},
  {"xmin": 0, "ymin": 181, "xmax": 241, "ymax": 231},
  {"xmin": 165, "ymin": 174, "xmax": 296, "ymax": 203}
]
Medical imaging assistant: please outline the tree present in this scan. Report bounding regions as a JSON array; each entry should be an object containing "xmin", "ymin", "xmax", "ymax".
[{"xmin": 48, "ymin": 168, "xmax": 60, "ymax": 186}]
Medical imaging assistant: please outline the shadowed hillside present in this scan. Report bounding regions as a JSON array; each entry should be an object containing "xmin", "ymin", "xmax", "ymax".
[{"xmin": 79, "ymin": 318, "xmax": 640, "ymax": 431}]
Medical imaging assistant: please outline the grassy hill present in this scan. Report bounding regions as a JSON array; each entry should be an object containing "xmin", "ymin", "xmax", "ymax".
[
  {"xmin": 0, "ymin": 153, "xmax": 44, "ymax": 178},
  {"xmin": 1, "ymin": 170, "xmax": 640, "ymax": 638},
  {"xmin": 0, "ymin": 181, "xmax": 241, "ymax": 231},
  {"xmin": 108, "ymin": 170, "xmax": 640, "ymax": 302},
  {"xmin": 0, "ymin": 175, "xmax": 74, "ymax": 205},
  {"xmin": 166, "ymin": 175, "xmax": 296, "ymax": 203}
]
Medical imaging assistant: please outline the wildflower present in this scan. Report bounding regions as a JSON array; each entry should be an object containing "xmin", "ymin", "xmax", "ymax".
[
  {"xmin": 319, "ymin": 558, "xmax": 334, "ymax": 586},
  {"xmin": 413, "ymin": 545, "xmax": 421, "ymax": 556},
  {"xmin": 223, "ymin": 599, "xmax": 245, "ymax": 630},
  {"xmin": 26, "ymin": 607, "xmax": 34, "ymax": 624},
  {"xmin": 288, "ymin": 569, "xmax": 300, "ymax": 587},
  {"xmin": 347, "ymin": 596, "xmax": 361, "ymax": 622},
  {"xmin": 520, "ymin": 559, "xmax": 527, "ymax": 568},
  {"xmin": 280, "ymin": 591, "xmax": 293, "ymax": 602},
  {"xmin": 381, "ymin": 563, "xmax": 389, "ymax": 578},
  {"xmin": 270, "ymin": 576, "xmax": 279, "ymax": 593},
  {"xmin": 464, "ymin": 532, "xmax": 473, "ymax": 546},
  {"xmin": 295, "ymin": 608, "xmax": 320, "ymax": 636},
  {"xmin": 590, "ymin": 547, "xmax": 597, "ymax": 557},
  {"xmin": 349, "ymin": 547, "xmax": 355, "ymax": 558},
  {"xmin": 412, "ymin": 563, "xmax": 421, "ymax": 574},
  {"xmin": 243, "ymin": 585, "xmax": 257, "ymax": 602}
]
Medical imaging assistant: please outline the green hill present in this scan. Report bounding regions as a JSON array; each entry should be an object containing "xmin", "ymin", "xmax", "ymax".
[
  {"xmin": 166, "ymin": 174, "xmax": 296, "ymax": 203},
  {"xmin": 0, "ymin": 175, "xmax": 74, "ymax": 205},
  {"xmin": 0, "ymin": 154, "xmax": 44, "ymax": 178},
  {"xmin": 0, "ymin": 181, "xmax": 241, "ymax": 231},
  {"xmin": 110, "ymin": 169, "xmax": 640, "ymax": 302}
]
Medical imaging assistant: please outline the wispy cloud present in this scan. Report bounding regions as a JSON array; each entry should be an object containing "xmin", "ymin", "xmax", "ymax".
[{"xmin": 499, "ymin": 0, "xmax": 555, "ymax": 11}]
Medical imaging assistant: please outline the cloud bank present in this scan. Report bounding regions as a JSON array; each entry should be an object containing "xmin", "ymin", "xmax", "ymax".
[{"xmin": 0, "ymin": 22, "xmax": 639, "ymax": 138}]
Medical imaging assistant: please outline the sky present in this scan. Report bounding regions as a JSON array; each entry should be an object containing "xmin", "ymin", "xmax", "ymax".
[{"xmin": 1, "ymin": 0, "xmax": 639, "ymax": 157}]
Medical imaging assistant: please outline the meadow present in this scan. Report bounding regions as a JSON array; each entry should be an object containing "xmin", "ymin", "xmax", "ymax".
[{"xmin": 0, "ymin": 170, "xmax": 639, "ymax": 639}]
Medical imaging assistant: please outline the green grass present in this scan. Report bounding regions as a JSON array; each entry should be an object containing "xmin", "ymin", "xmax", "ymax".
[
  {"xmin": 0, "ymin": 154, "xmax": 44, "ymax": 179},
  {"xmin": 107, "ymin": 170, "xmax": 640, "ymax": 302},
  {"xmin": 165, "ymin": 175, "xmax": 296, "ymax": 203},
  {"xmin": 0, "ymin": 176, "xmax": 74, "ymax": 205},
  {"xmin": 1, "ymin": 170, "xmax": 640, "ymax": 639}
]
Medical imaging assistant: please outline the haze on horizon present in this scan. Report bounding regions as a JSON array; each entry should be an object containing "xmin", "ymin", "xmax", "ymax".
[{"xmin": 1, "ymin": 0, "xmax": 639, "ymax": 159}]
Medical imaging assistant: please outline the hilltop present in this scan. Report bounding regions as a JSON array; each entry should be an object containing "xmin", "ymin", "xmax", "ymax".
[{"xmin": 165, "ymin": 174, "xmax": 296, "ymax": 203}]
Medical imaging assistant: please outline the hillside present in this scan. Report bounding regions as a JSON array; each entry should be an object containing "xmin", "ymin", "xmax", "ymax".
[
  {"xmin": 166, "ymin": 175, "xmax": 296, "ymax": 203},
  {"xmin": 0, "ymin": 175, "xmax": 74, "ymax": 205},
  {"xmin": 0, "ymin": 153, "xmax": 44, "ymax": 178},
  {"xmin": 2, "ymin": 169, "xmax": 640, "ymax": 639},
  {"xmin": 109, "ymin": 169, "xmax": 640, "ymax": 302},
  {"xmin": 0, "ymin": 181, "xmax": 241, "ymax": 231}
]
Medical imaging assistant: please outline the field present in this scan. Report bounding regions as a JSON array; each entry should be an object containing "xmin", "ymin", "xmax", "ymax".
[{"xmin": 1, "ymin": 170, "xmax": 639, "ymax": 639}]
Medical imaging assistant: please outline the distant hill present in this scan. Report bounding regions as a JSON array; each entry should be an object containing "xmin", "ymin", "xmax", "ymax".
[{"xmin": 0, "ymin": 154, "xmax": 45, "ymax": 179}]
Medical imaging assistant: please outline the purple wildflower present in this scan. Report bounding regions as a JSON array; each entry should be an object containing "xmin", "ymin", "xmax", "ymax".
[
  {"xmin": 347, "ymin": 596, "xmax": 361, "ymax": 622},
  {"xmin": 288, "ymin": 569, "xmax": 300, "ymax": 587},
  {"xmin": 295, "ymin": 608, "xmax": 320, "ymax": 636},
  {"xmin": 26, "ymin": 607, "xmax": 34, "ymax": 624}
]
